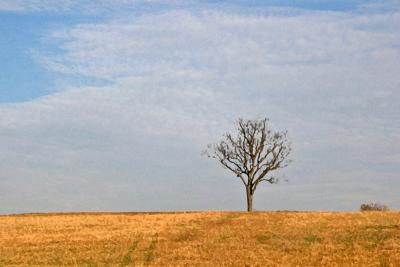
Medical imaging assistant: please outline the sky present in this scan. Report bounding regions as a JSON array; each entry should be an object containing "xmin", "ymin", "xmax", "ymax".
[{"xmin": 0, "ymin": 0, "xmax": 399, "ymax": 214}]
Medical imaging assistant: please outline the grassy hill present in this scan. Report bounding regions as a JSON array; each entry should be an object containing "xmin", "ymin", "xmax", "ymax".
[{"xmin": 1, "ymin": 211, "xmax": 399, "ymax": 266}]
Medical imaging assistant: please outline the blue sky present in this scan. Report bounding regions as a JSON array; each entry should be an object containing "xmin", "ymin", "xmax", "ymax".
[
  {"xmin": 0, "ymin": 13, "xmax": 49, "ymax": 102},
  {"xmin": 0, "ymin": 0, "xmax": 399, "ymax": 213},
  {"xmin": 0, "ymin": 0, "xmax": 394, "ymax": 102},
  {"xmin": 0, "ymin": 0, "xmax": 393, "ymax": 102}
]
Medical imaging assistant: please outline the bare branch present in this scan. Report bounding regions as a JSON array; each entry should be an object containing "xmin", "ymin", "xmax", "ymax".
[{"xmin": 203, "ymin": 118, "xmax": 292, "ymax": 211}]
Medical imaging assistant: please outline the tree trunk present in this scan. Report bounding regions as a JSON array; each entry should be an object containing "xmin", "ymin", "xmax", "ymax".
[{"xmin": 246, "ymin": 187, "xmax": 253, "ymax": 212}]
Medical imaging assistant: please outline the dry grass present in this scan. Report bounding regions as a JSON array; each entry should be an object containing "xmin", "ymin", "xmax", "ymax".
[{"xmin": 0, "ymin": 211, "xmax": 399, "ymax": 266}]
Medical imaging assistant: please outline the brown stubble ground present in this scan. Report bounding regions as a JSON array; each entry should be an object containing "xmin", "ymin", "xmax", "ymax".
[{"xmin": 0, "ymin": 211, "xmax": 399, "ymax": 266}]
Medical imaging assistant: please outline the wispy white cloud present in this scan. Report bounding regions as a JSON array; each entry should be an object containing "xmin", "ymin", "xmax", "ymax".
[
  {"xmin": 0, "ymin": 0, "xmax": 194, "ymax": 14},
  {"xmin": 0, "ymin": 0, "xmax": 74, "ymax": 12},
  {"xmin": 39, "ymin": 10, "xmax": 400, "ymax": 127},
  {"xmin": 1, "ymin": 5, "xmax": 400, "ymax": 212},
  {"xmin": 2, "ymin": 0, "xmax": 399, "ymax": 14}
]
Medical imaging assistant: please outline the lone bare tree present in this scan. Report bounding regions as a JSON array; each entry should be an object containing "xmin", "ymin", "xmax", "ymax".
[{"xmin": 204, "ymin": 118, "xmax": 291, "ymax": 211}]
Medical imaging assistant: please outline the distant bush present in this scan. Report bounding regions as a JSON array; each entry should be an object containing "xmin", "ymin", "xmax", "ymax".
[{"xmin": 360, "ymin": 202, "xmax": 389, "ymax": 211}]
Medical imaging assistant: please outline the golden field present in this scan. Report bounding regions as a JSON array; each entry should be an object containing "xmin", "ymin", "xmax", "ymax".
[{"xmin": 0, "ymin": 211, "xmax": 399, "ymax": 266}]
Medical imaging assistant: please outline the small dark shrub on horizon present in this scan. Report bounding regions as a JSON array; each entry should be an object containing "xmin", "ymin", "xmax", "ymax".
[{"xmin": 360, "ymin": 202, "xmax": 389, "ymax": 211}]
